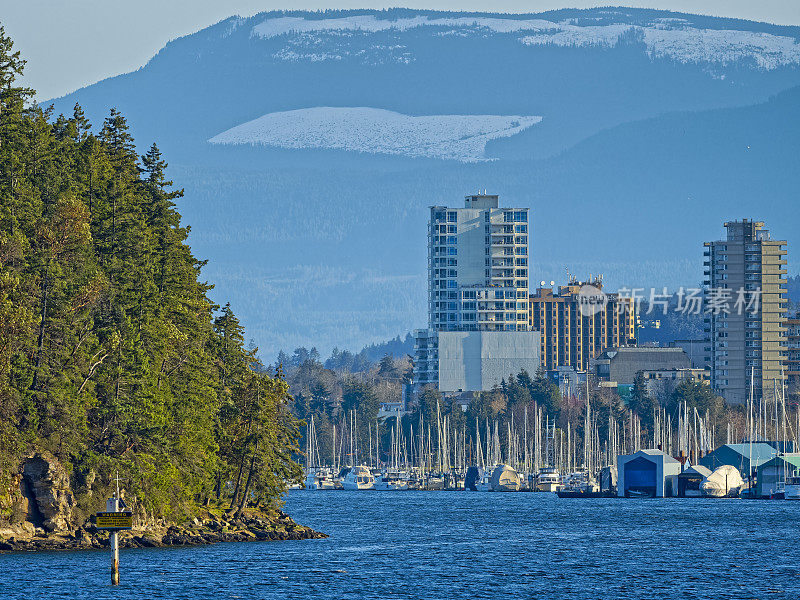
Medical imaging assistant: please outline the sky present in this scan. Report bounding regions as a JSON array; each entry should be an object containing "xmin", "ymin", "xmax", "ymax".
[{"xmin": 5, "ymin": 1, "xmax": 800, "ymax": 100}]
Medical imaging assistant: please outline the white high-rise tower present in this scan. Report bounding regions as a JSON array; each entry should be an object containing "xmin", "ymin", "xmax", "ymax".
[{"xmin": 413, "ymin": 194, "xmax": 540, "ymax": 392}]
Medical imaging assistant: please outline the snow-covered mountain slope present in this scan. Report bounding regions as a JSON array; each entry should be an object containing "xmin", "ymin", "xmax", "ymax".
[
  {"xmin": 209, "ymin": 107, "xmax": 542, "ymax": 161},
  {"xmin": 50, "ymin": 8, "xmax": 800, "ymax": 358},
  {"xmin": 249, "ymin": 13, "xmax": 800, "ymax": 69}
]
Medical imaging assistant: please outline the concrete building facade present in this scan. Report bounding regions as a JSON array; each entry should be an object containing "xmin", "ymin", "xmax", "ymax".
[
  {"xmin": 703, "ymin": 219, "xmax": 788, "ymax": 404},
  {"xmin": 529, "ymin": 278, "xmax": 636, "ymax": 372},
  {"xmin": 437, "ymin": 330, "xmax": 541, "ymax": 392}
]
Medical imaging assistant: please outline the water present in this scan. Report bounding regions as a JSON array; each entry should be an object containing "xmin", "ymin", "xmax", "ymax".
[{"xmin": 2, "ymin": 492, "xmax": 799, "ymax": 599}]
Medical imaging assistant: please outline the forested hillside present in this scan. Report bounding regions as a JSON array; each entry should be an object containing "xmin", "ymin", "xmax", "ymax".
[
  {"xmin": 50, "ymin": 8, "xmax": 800, "ymax": 357},
  {"xmin": 0, "ymin": 28, "xmax": 301, "ymax": 523}
]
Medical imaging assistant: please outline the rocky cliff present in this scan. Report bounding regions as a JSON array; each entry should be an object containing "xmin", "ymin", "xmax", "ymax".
[{"xmin": 0, "ymin": 452, "xmax": 324, "ymax": 552}]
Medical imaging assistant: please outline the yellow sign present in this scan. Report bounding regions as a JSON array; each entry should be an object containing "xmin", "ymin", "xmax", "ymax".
[{"xmin": 96, "ymin": 512, "xmax": 133, "ymax": 530}]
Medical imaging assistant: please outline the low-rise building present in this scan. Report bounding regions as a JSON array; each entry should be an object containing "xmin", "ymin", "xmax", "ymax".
[
  {"xmin": 699, "ymin": 442, "xmax": 777, "ymax": 479},
  {"xmin": 617, "ymin": 449, "xmax": 682, "ymax": 497},
  {"xmin": 593, "ymin": 347, "xmax": 691, "ymax": 387},
  {"xmin": 676, "ymin": 465, "xmax": 712, "ymax": 497},
  {"xmin": 639, "ymin": 367, "xmax": 708, "ymax": 398},
  {"xmin": 669, "ymin": 339, "xmax": 707, "ymax": 370},
  {"xmin": 756, "ymin": 454, "xmax": 800, "ymax": 498}
]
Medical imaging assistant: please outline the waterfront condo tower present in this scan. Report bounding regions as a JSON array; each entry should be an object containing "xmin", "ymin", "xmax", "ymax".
[
  {"xmin": 413, "ymin": 194, "xmax": 541, "ymax": 393},
  {"xmin": 703, "ymin": 219, "xmax": 788, "ymax": 405}
]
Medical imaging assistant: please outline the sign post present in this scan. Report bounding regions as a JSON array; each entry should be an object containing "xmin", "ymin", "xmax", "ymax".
[
  {"xmin": 95, "ymin": 475, "xmax": 132, "ymax": 586},
  {"xmin": 108, "ymin": 497, "xmax": 120, "ymax": 586}
]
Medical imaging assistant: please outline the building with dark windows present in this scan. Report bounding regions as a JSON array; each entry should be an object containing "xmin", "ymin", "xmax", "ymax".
[
  {"xmin": 786, "ymin": 312, "xmax": 800, "ymax": 392},
  {"xmin": 529, "ymin": 277, "xmax": 636, "ymax": 372}
]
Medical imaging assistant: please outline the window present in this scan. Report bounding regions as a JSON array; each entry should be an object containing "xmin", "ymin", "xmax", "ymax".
[
  {"xmin": 447, "ymin": 280, "xmax": 457, "ymax": 289},
  {"xmin": 447, "ymin": 211, "xmax": 457, "ymax": 222},
  {"xmin": 448, "ymin": 247, "xmax": 457, "ymax": 255}
]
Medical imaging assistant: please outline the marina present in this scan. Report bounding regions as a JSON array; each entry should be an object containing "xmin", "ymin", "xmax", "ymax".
[{"xmin": 300, "ymin": 384, "xmax": 800, "ymax": 498}]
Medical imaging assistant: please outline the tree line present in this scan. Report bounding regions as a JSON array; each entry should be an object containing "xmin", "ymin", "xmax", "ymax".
[{"xmin": 0, "ymin": 27, "xmax": 301, "ymax": 520}]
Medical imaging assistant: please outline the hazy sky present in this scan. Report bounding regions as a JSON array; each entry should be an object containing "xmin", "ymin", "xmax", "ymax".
[{"xmin": 5, "ymin": 1, "xmax": 800, "ymax": 100}]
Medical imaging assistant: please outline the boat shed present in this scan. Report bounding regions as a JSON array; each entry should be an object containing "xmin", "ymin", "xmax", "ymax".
[
  {"xmin": 756, "ymin": 454, "xmax": 800, "ymax": 498},
  {"xmin": 617, "ymin": 449, "xmax": 682, "ymax": 497},
  {"xmin": 699, "ymin": 443, "xmax": 776, "ymax": 478},
  {"xmin": 676, "ymin": 465, "xmax": 712, "ymax": 497}
]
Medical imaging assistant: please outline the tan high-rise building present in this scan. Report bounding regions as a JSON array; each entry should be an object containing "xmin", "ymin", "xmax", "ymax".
[
  {"xmin": 703, "ymin": 219, "xmax": 788, "ymax": 405},
  {"xmin": 529, "ymin": 278, "xmax": 636, "ymax": 372},
  {"xmin": 786, "ymin": 312, "xmax": 800, "ymax": 392}
]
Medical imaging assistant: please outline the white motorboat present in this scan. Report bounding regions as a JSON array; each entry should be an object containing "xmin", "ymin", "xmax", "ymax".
[
  {"xmin": 341, "ymin": 465, "xmax": 375, "ymax": 490},
  {"xmin": 305, "ymin": 467, "xmax": 337, "ymax": 490},
  {"xmin": 535, "ymin": 467, "xmax": 562, "ymax": 492},
  {"xmin": 373, "ymin": 470, "xmax": 408, "ymax": 491}
]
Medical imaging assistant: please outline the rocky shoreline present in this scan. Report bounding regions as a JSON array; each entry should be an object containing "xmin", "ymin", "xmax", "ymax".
[
  {"xmin": 1, "ymin": 450, "xmax": 325, "ymax": 553},
  {"xmin": 0, "ymin": 509, "xmax": 327, "ymax": 552}
]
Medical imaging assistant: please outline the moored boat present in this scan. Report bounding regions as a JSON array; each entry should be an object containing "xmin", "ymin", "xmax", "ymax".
[
  {"xmin": 535, "ymin": 467, "xmax": 562, "ymax": 492},
  {"xmin": 491, "ymin": 464, "xmax": 521, "ymax": 492},
  {"xmin": 341, "ymin": 465, "xmax": 375, "ymax": 490},
  {"xmin": 700, "ymin": 465, "xmax": 743, "ymax": 498}
]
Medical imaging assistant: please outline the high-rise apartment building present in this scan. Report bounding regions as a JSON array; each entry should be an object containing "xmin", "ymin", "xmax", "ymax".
[
  {"xmin": 785, "ymin": 312, "xmax": 800, "ymax": 392},
  {"xmin": 414, "ymin": 194, "xmax": 540, "ymax": 391},
  {"xmin": 529, "ymin": 278, "xmax": 636, "ymax": 372},
  {"xmin": 703, "ymin": 220, "xmax": 788, "ymax": 404}
]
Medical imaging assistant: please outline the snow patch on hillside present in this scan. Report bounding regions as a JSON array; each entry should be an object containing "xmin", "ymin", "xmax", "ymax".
[
  {"xmin": 250, "ymin": 14, "xmax": 800, "ymax": 70},
  {"xmin": 208, "ymin": 107, "xmax": 542, "ymax": 162}
]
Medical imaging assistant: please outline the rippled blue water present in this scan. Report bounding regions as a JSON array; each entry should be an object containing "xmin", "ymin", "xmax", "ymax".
[{"xmin": 2, "ymin": 492, "xmax": 799, "ymax": 599}]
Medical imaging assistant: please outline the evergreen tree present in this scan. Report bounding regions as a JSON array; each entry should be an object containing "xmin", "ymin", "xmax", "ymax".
[{"xmin": 0, "ymin": 29, "xmax": 302, "ymax": 519}]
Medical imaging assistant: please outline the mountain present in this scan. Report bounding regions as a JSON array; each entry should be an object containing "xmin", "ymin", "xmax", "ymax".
[{"xmin": 47, "ymin": 8, "xmax": 800, "ymax": 359}]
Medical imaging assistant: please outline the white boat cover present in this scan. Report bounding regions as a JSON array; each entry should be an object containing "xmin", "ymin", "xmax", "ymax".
[
  {"xmin": 700, "ymin": 465, "xmax": 744, "ymax": 497},
  {"xmin": 491, "ymin": 464, "xmax": 521, "ymax": 492}
]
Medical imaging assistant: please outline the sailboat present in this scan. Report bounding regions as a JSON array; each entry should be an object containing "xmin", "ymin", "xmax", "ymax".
[{"xmin": 304, "ymin": 416, "xmax": 336, "ymax": 490}]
